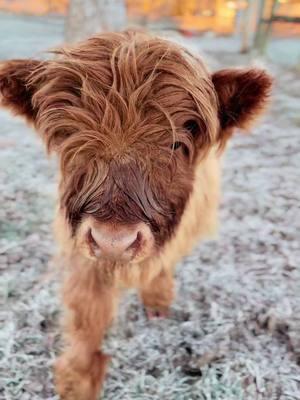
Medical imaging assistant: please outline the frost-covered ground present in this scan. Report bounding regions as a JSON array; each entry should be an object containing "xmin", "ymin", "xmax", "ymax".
[{"xmin": 0, "ymin": 13, "xmax": 300, "ymax": 400}]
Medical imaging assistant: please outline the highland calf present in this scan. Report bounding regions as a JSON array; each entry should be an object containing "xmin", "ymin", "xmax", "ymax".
[{"xmin": 0, "ymin": 31, "xmax": 272, "ymax": 399}]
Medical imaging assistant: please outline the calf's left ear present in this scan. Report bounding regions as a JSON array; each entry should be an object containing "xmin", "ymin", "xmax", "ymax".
[
  {"xmin": 0, "ymin": 59, "xmax": 43, "ymax": 122},
  {"xmin": 212, "ymin": 68, "xmax": 272, "ymax": 142}
]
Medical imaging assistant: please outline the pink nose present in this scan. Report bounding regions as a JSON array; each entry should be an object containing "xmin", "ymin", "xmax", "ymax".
[{"xmin": 87, "ymin": 222, "xmax": 150, "ymax": 261}]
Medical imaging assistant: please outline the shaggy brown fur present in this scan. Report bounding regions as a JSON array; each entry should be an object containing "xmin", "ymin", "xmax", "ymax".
[{"xmin": 0, "ymin": 30, "xmax": 272, "ymax": 400}]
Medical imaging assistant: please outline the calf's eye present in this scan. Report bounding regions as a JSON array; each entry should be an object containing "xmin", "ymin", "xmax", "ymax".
[
  {"xmin": 169, "ymin": 120, "xmax": 200, "ymax": 152},
  {"xmin": 184, "ymin": 120, "xmax": 199, "ymax": 136},
  {"xmin": 171, "ymin": 141, "xmax": 182, "ymax": 150}
]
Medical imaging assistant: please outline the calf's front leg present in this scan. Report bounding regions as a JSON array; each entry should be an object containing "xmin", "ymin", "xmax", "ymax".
[
  {"xmin": 140, "ymin": 269, "xmax": 174, "ymax": 318},
  {"xmin": 55, "ymin": 264, "xmax": 118, "ymax": 400}
]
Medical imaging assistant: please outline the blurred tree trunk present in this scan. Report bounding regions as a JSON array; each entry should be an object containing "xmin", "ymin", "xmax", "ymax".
[
  {"xmin": 239, "ymin": 0, "xmax": 259, "ymax": 54},
  {"xmin": 65, "ymin": 0, "xmax": 127, "ymax": 43}
]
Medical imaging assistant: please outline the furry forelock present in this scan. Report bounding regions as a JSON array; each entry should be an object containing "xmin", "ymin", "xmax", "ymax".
[{"xmin": 30, "ymin": 31, "xmax": 218, "ymax": 153}]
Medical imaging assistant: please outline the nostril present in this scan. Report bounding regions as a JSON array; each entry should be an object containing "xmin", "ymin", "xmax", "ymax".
[
  {"xmin": 126, "ymin": 231, "xmax": 142, "ymax": 252},
  {"xmin": 87, "ymin": 228, "xmax": 99, "ymax": 249}
]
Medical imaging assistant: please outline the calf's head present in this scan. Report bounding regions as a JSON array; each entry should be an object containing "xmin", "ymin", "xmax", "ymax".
[{"xmin": 0, "ymin": 31, "xmax": 272, "ymax": 263}]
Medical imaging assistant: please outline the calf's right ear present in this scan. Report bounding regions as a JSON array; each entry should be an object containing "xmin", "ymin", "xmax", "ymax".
[{"xmin": 0, "ymin": 59, "xmax": 43, "ymax": 122}]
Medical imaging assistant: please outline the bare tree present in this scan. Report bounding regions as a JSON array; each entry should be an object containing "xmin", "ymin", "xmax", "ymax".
[{"xmin": 65, "ymin": 0, "xmax": 127, "ymax": 42}]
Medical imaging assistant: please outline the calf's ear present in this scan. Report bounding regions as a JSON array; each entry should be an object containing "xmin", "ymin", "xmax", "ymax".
[
  {"xmin": 212, "ymin": 68, "xmax": 272, "ymax": 144},
  {"xmin": 0, "ymin": 59, "xmax": 43, "ymax": 122}
]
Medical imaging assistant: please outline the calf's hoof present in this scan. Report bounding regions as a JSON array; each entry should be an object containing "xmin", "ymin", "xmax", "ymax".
[
  {"xmin": 55, "ymin": 351, "xmax": 110, "ymax": 400},
  {"xmin": 145, "ymin": 306, "xmax": 170, "ymax": 319}
]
